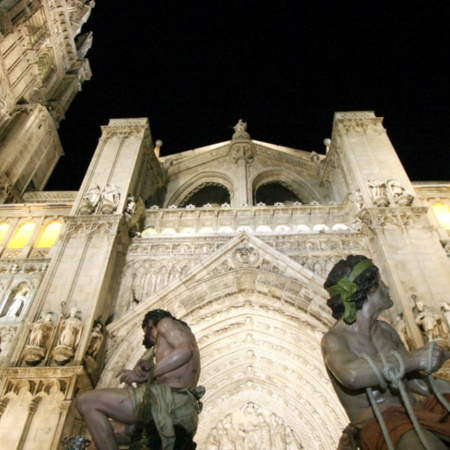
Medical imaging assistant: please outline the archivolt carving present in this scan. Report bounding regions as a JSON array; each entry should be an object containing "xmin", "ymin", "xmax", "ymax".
[{"xmin": 102, "ymin": 288, "xmax": 343, "ymax": 448}]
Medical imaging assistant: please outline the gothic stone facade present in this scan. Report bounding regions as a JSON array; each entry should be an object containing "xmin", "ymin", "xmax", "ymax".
[{"xmin": 0, "ymin": 113, "xmax": 449, "ymax": 449}]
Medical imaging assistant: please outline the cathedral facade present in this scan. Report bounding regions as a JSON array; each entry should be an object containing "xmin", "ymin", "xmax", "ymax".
[{"xmin": 1, "ymin": 2, "xmax": 450, "ymax": 450}]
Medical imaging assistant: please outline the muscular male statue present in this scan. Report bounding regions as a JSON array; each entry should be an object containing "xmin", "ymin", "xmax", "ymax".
[
  {"xmin": 77, "ymin": 309, "xmax": 204, "ymax": 450},
  {"xmin": 322, "ymin": 255, "xmax": 450, "ymax": 450}
]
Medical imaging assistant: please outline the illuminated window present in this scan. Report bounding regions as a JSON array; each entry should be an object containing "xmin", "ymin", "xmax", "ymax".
[
  {"xmin": 36, "ymin": 221, "xmax": 62, "ymax": 248},
  {"xmin": 0, "ymin": 223, "xmax": 9, "ymax": 245},
  {"xmin": 8, "ymin": 222, "xmax": 36, "ymax": 249},
  {"xmin": 432, "ymin": 202, "xmax": 450, "ymax": 230}
]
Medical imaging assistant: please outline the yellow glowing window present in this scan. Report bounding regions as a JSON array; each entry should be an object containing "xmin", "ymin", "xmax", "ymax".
[
  {"xmin": 8, "ymin": 222, "xmax": 36, "ymax": 248},
  {"xmin": 432, "ymin": 202, "xmax": 450, "ymax": 230},
  {"xmin": 36, "ymin": 221, "xmax": 62, "ymax": 248},
  {"xmin": 0, "ymin": 223, "xmax": 9, "ymax": 245}
]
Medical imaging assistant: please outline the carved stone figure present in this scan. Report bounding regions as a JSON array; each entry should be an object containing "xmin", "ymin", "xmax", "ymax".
[
  {"xmin": 28, "ymin": 313, "xmax": 54, "ymax": 348},
  {"xmin": 58, "ymin": 307, "xmax": 83, "ymax": 349},
  {"xmin": 232, "ymin": 119, "xmax": 251, "ymax": 140},
  {"xmin": 233, "ymin": 119, "xmax": 247, "ymax": 133},
  {"xmin": 366, "ymin": 179, "xmax": 389, "ymax": 207},
  {"xmin": 86, "ymin": 323, "xmax": 103, "ymax": 358},
  {"xmin": 52, "ymin": 307, "xmax": 83, "ymax": 365},
  {"xmin": 387, "ymin": 179, "xmax": 414, "ymax": 206},
  {"xmin": 84, "ymin": 184, "xmax": 101, "ymax": 207},
  {"xmin": 4, "ymin": 286, "xmax": 29, "ymax": 317},
  {"xmin": 415, "ymin": 301, "xmax": 440, "ymax": 342},
  {"xmin": 394, "ymin": 312, "xmax": 410, "ymax": 351},
  {"xmin": 23, "ymin": 313, "xmax": 55, "ymax": 365},
  {"xmin": 80, "ymin": 184, "xmax": 101, "ymax": 214},
  {"xmin": 100, "ymin": 184, "xmax": 121, "ymax": 213}
]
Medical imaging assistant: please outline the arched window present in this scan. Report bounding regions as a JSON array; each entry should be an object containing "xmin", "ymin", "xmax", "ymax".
[
  {"xmin": 432, "ymin": 202, "xmax": 450, "ymax": 230},
  {"xmin": 180, "ymin": 184, "xmax": 230, "ymax": 207},
  {"xmin": 254, "ymin": 182, "xmax": 302, "ymax": 205},
  {"xmin": 36, "ymin": 221, "xmax": 62, "ymax": 248},
  {"xmin": 8, "ymin": 222, "xmax": 36, "ymax": 249},
  {"xmin": 0, "ymin": 223, "xmax": 9, "ymax": 245}
]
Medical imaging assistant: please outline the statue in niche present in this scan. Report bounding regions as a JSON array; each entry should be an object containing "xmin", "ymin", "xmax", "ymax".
[
  {"xmin": 415, "ymin": 301, "xmax": 440, "ymax": 342},
  {"xmin": 100, "ymin": 184, "xmax": 121, "ymax": 213},
  {"xmin": 394, "ymin": 312, "xmax": 411, "ymax": 351},
  {"xmin": 80, "ymin": 183, "xmax": 101, "ymax": 215},
  {"xmin": 58, "ymin": 307, "xmax": 83, "ymax": 348},
  {"xmin": 28, "ymin": 313, "xmax": 54, "ymax": 348},
  {"xmin": 86, "ymin": 323, "xmax": 104, "ymax": 358},
  {"xmin": 4, "ymin": 285, "xmax": 30, "ymax": 317},
  {"xmin": 366, "ymin": 179, "xmax": 389, "ymax": 207},
  {"xmin": 23, "ymin": 312, "xmax": 55, "ymax": 365},
  {"xmin": 52, "ymin": 307, "xmax": 83, "ymax": 365},
  {"xmin": 387, "ymin": 179, "xmax": 414, "ymax": 206},
  {"xmin": 125, "ymin": 196, "xmax": 146, "ymax": 236},
  {"xmin": 84, "ymin": 322, "xmax": 104, "ymax": 374}
]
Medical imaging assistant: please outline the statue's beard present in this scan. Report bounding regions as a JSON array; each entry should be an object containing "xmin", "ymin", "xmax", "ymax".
[{"xmin": 143, "ymin": 335, "xmax": 154, "ymax": 349}]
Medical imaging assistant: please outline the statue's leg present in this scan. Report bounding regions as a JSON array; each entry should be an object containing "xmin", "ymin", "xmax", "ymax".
[{"xmin": 77, "ymin": 388, "xmax": 135, "ymax": 450}]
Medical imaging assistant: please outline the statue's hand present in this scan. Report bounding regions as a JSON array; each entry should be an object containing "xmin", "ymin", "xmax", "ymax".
[
  {"xmin": 135, "ymin": 359, "xmax": 152, "ymax": 374},
  {"xmin": 415, "ymin": 342, "xmax": 447, "ymax": 374},
  {"xmin": 116, "ymin": 369, "xmax": 148, "ymax": 385}
]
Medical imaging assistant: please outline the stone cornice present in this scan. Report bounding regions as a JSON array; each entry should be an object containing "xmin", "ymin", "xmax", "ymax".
[{"xmin": 0, "ymin": 365, "xmax": 86, "ymax": 378}]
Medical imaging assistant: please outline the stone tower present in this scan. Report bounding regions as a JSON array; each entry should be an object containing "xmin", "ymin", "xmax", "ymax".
[{"xmin": 0, "ymin": 0, "xmax": 93, "ymax": 202}]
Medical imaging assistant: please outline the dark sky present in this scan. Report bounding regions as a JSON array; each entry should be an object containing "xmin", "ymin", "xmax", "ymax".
[{"xmin": 48, "ymin": 2, "xmax": 450, "ymax": 190}]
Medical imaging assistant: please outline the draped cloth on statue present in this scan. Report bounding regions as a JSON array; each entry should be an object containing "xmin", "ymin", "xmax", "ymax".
[
  {"xmin": 337, "ymin": 394, "xmax": 450, "ymax": 450},
  {"xmin": 128, "ymin": 383, "xmax": 205, "ymax": 450}
]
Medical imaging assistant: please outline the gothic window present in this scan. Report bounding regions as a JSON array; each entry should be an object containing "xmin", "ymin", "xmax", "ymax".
[
  {"xmin": 254, "ymin": 182, "xmax": 302, "ymax": 205},
  {"xmin": 35, "ymin": 221, "xmax": 62, "ymax": 248},
  {"xmin": 179, "ymin": 184, "xmax": 230, "ymax": 208},
  {"xmin": 0, "ymin": 223, "xmax": 9, "ymax": 245},
  {"xmin": 8, "ymin": 222, "xmax": 35, "ymax": 249}
]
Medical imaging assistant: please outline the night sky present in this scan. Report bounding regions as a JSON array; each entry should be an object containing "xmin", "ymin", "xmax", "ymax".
[{"xmin": 47, "ymin": 2, "xmax": 450, "ymax": 191}]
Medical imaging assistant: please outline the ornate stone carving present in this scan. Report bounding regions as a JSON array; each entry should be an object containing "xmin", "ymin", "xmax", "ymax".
[
  {"xmin": 230, "ymin": 244, "xmax": 261, "ymax": 268},
  {"xmin": 79, "ymin": 184, "xmax": 101, "ymax": 215},
  {"xmin": 2, "ymin": 283, "xmax": 30, "ymax": 317},
  {"xmin": 394, "ymin": 312, "xmax": 411, "ymax": 351},
  {"xmin": 232, "ymin": 119, "xmax": 250, "ymax": 140},
  {"xmin": 205, "ymin": 404, "xmax": 303, "ymax": 450},
  {"xmin": 387, "ymin": 179, "xmax": 414, "ymax": 206},
  {"xmin": 414, "ymin": 301, "xmax": 441, "ymax": 342},
  {"xmin": 52, "ymin": 308, "xmax": 83, "ymax": 365},
  {"xmin": 366, "ymin": 178, "xmax": 389, "ymax": 207},
  {"xmin": 100, "ymin": 184, "xmax": 121, "ymax": 214},
  {"xmin": 23, "ymin": 312, "xmax": 55, "ymax": 366}
]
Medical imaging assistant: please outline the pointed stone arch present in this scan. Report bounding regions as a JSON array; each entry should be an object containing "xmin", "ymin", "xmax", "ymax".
[
  {"xmin": 102, "ymin": 233, "xmax": 346, "ymax": 448},
  {"xmin": 165, "ymin": 172, "xmax": 234, "ymax": 207},
  {"xmin": 252, "ymin": 168, "xmax": 323, "ymax": 204}
]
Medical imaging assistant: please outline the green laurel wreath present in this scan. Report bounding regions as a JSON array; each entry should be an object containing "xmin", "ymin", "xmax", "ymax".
[{"xmin": 326, "ymin": 259, "xmax": 374, "ymax": 324}]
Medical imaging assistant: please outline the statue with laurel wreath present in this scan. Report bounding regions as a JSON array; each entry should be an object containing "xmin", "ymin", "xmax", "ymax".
[{"xmin": 322, "ymin": 255, "xmax": 450, "ymax": 450}]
